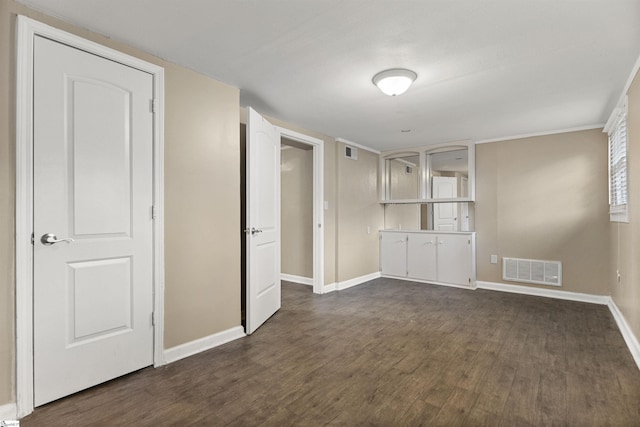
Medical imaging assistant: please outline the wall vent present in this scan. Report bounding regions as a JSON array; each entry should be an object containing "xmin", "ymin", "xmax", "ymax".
[
  {"xmin": 502, "ymin": 257, "xmax": 562, "ymax": 287},
  {"xmin": 345, "ymin": 146, "xmax": 358, "ymax": 160}
]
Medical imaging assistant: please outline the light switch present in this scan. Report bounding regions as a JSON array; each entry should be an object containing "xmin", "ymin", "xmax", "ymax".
[
  {"xmin": 324, "ymin": 201, "xmax": 329, "ymax": 210},
  {"xmin": 490, "ymin": 255, "xmax": 498, "ymax": 264}
]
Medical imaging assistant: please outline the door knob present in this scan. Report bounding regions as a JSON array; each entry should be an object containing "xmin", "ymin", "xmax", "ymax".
[
  {"xmin": 243, "ymin": 227, "xmax": 263, "ymax": 235},
  {"xmin": 41, "ymin": 233, "xmax": 74, "ymax": 246}
]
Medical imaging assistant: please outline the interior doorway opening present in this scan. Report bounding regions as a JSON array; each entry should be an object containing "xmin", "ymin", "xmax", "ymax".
[
  {"xmin": 240, "ymin": 118, "xmax": 324, "ymax": 330},
  {"xmin": 280, "ymin": 138, "xmax": 314, "ymax": 286}
]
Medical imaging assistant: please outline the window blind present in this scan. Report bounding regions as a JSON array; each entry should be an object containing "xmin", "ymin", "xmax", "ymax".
[{"xmin": 609, "ymin": 110, "xmax": 628, "ymax": 209}]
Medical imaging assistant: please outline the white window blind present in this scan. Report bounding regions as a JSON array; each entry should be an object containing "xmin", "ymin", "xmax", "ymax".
[{"xmin": 607, "ymin": 101, "xmax": 629, "ymax": 222}]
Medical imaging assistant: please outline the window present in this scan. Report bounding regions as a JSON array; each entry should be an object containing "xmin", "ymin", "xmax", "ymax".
[{"xmin": 607, "ymin": 99, "xmax": 629, "ymax": 222}]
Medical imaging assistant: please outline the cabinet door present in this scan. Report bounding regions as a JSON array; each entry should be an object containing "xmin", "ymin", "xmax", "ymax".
[
  {"xmin": 437, "ymin": 234, "xmax": 471, "ymax": 286},
  {"xmin": 380, "ymin": 233, "xmax": 407, "ymax": 277},
  {"xmin": 407, "ymin": 233, "xmax": 437, "ymax": 281}
]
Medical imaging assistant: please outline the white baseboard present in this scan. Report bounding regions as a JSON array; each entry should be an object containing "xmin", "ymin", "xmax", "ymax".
[
  {"xmin": 608, "ymin": 298, "xmax": 640, "ymax": 370},
  {"xmin": 163, "ymin": 326, "xmax": 246, "ymax": 364},
  {"xmin": 281, "ymin": 274, "xmax": 313, "ymax": 286},
  {"xmin": 336, "ymin": 271, "xmax": 381, "ymax": 291},
  {"xmin": 323, "ymin": 282, "xmax": 337, "ymax": 293},
  {"xmin": 0, "ymin": 403, "xmax": 17, "ymax": 420},
  {"xmin": 476, "ymin": 281, "xmax": 610, "ymax": 305},
  {"xmin": 382, "ymin": 275, "xmax": 475, "ymax": 290}
]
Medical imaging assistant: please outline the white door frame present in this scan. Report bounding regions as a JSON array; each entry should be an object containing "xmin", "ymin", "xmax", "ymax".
[
  {"xmin": 15, "ymin": 16, "xmax": 165, "ymax": 417},
  {"xmin": 276, "ymin": 127, "xmax": 325, "ymax": 295}
]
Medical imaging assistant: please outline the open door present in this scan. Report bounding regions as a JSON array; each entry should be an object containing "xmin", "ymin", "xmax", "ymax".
[{"xmin": 246, "ymin": 107, "xmax": 281, "ymax": 334}]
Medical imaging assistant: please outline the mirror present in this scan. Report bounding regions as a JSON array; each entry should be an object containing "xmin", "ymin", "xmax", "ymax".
[
  {"xmin": 385, "ymin": 154, "xmax": 420, "ymax": 200},
  {"xmin": 428, "ymin": 148, "xmax": 469, "ymax": 199},
  {"xmin": 420, "ymin": 203, "xmax": 474, "ymax": 231}
]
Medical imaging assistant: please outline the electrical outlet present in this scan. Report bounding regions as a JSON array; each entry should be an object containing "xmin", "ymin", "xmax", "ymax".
[
  {"xmin": 367, "ymin": 226, "xmax": 371, "ymax": 234},
  {"xmin": 617, "ymin": 269, "xmax": 621, "ymax": 283},
  {"xmin": 490, "ymin": 255, "xmax": 498, "ymax": 264}
]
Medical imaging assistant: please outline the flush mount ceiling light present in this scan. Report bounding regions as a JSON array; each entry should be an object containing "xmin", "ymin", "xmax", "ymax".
[{"xmin": 372, "ymin": 68, "xmax": 417, "ymax": 96}]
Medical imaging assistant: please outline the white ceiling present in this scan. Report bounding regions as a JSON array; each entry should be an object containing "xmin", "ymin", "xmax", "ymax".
[{"xmin": 18, "ymin": 0, "xmax": 640, "ymax": 151}]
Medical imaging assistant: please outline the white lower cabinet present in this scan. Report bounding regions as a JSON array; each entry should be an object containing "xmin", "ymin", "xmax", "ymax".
[
  {"xmin": 380, "ymin": 230, "xmax": 475, "ymax": 287},
  {"xmin": 380, "ymin": 232, "xmax": 408, "ymax": 277},
  {"xmin": 407, "ymin": 233, "xmax": 437, "ymax": 281}
]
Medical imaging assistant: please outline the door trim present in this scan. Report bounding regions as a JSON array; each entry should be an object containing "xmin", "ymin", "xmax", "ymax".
[
  {"xmin": 276, "ymin": 127, "xmax": 325, "ymax": 295},
  {"xmin": 15, "ymin": 16, "xmax": 165, "ymax": 417}
]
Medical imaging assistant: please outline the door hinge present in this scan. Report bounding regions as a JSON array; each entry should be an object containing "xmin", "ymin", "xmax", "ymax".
[
  {"xmin": 151, "ymin": 312, "xmax": 155, "ymax": 326},
  {"xmin": 150, "ymin": 99, "xmax": 156, "ymax": 114},
  {"xmin": 31, "ymin": 232, "xmax": 35, "ymax": 245},
  {"xmin": 151, "ymin": 205, "xmax": 157, "ymax": 220}
]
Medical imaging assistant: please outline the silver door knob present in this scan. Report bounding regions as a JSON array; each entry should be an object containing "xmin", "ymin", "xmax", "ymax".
[
  {"xmin": 244, "ymin": 227, "xmax": 263, "ymax": 235},
  {"xmin": 41, "ymin": 233, "xmax": 74, "ymax": 246}
]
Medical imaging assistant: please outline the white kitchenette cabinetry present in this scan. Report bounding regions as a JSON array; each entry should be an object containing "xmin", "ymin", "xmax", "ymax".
[{"xmin": 380, "ymin": 230, "xmax": 475, "ymax": 288}]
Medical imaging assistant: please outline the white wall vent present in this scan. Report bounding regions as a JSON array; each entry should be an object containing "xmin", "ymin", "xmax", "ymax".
[
  {"xmin": 345, "ymin": 146, "xmax": 358, "ymax": 160},
  {"xmin": 502, "ymin": 257, "xmax": 562, "ymax": 287}
]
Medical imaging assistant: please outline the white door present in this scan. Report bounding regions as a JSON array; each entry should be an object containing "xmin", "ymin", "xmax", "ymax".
[
  {"xmin": 380, "ymin": 232, "xmax": 407, "ymax": 277},
  {"xmin": 33, "ymin": 36, "xmax": 154, "ymax": 405},
  {"xmin": 437, "ymin": 234, "xmax": 472, "ymax": 286},
  {"xmin": 407, "ymin": 233, "xmax": 437, "ymax": 281},
  {"xmin": 433, "ymin": 176, "xmax": 458, "ymax": 231},
  {"xmin": 246, "ymin": 107, "xmax": 281, "ymax": 334}
]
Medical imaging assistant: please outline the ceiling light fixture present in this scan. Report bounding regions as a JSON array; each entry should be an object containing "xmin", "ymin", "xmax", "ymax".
[{"xmin": 372, "ymin": 68, "xmax": 417, "ymax": 96}]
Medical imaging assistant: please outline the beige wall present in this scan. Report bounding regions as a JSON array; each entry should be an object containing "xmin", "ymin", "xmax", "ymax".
[
  {"xmin": 476, "ymin": 129, "xmax": 610, "ymax": 295},
  {"xmin": 281, "ymin": 145, "xmax": 313, "ymax": 278},
  {"xmin": 384, "ymin": 204, "xmax": 420, "ymax": 230},
  {"xmin": 164, "ymin": 67, "xmax": 240, "ymax": 348},
  {"xmin": 1, "ymin": 1, "xmax": 241, "ymax": 405},
  {"xmin": 336, "ymin": 142, "xmax": 384, "ymax": 282},
  {"xmin": 611, "ymin": 70, "xmax": 640, "ymax": 341}
]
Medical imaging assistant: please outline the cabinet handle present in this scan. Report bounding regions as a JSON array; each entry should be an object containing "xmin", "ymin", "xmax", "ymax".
[
  {"xmin": 423, "ymin": 240, "xmax": 434, "ymax": 245},
  {"xmin": 439, "ymin": 240, "xmax": 444, "ymax": 244}
]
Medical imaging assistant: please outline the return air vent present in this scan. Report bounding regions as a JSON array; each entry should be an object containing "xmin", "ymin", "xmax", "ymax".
[
  {"xmin": 502, "ymin": 257, "xmax": 562, "ymax": 287},
  {"xmin": 345, "ymin": 146, "xmax": 358, "ymax": 160}
]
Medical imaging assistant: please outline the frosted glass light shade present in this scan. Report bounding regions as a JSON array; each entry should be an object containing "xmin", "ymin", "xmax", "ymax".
[{"xmin": 373, "ymin": 69, "xmax": 417, "ymax": 96}]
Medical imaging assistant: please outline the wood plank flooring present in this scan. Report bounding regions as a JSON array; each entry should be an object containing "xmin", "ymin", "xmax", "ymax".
[{"xmin": 22, "ymin": 279, "xmax": 640, "ymax": 426}]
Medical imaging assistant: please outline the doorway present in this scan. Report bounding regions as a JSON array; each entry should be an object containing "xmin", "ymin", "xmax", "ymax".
[
  {"xmin": 240, "ymin": 117, "xmax": 324, "ymax": 331},
  {"xmin": 281, "ymin": 138, "xmax": 314, "ymax": 286}
]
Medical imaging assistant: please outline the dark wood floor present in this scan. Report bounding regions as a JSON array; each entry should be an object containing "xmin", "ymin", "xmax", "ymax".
[{"xmin": 22, "ymin": 279, "xmax": 640, "ymax": 426}]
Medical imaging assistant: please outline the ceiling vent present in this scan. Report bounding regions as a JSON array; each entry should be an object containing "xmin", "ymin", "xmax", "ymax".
[
  {"xmin": 503, "ymin": 257, "xmax": 562, "ymax": 287},
  {"xmin": 345, "ymin": 146, "xmax": 358, "ymax": 160}
]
